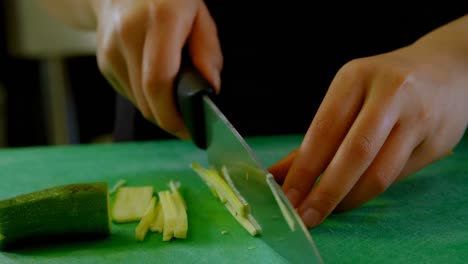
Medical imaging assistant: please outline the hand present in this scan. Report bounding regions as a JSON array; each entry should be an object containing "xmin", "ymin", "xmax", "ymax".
[
  {"xmin": 93, "ymin": 0, "xmax": 223, "ymax": 138},
  {"xmin": 269, "ymin": 29, "xmax": 468, "ymax": 228}
]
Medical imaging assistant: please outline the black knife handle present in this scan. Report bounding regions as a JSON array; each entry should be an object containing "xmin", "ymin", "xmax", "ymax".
[{"xmin": 175, "ymin": 64, "xmax": 215, "ymax": 150}]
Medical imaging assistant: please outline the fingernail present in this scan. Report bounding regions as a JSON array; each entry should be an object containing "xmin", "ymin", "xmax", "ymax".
[
  {"xmin": 285, "ymin": 188, "xmax": 300, "ymax": 206},
  {"xmin": 301, "ymin": 208, "xmax": 322, "ymax": 228}
]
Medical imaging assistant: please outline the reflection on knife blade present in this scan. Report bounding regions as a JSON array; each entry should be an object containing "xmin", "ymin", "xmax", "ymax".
[
  {"xmin": 222, "ymin": 163, "xmax": 296, "ymax": 232},
  {"xmin": 191, "ymin": 162, "xmax": 262, "ymax": 236},
  {"xmin": 265, "ymin": 173, "xmax": 296, "ymax": 232}
]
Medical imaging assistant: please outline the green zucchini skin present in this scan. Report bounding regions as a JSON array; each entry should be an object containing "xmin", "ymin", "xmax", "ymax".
[{"xmin": 0, "ymin": 182, "xmax": 111, "ymax": 249}]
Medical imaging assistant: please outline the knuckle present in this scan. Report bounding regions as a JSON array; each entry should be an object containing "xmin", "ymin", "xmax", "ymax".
[
  {"xmin": 385, "ymin": 68, "xmax": 414, "ymax": 99},
  {"xmin": 391, "ymin": 69, "xmax": 411, "ymax": 92},
  {"xmin": 398, "ymin": 79, "xmax": 434, "ymax": 130},
  {"xmin": 339, "ymin": 58, "xmax": 372, "ymax": 79},
  {"xmin": 414, "ymin": 100, "xmax": 433, "ymax": 124}
]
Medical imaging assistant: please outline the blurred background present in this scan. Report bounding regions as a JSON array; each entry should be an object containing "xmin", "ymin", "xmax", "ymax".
[{"xmin": 0, "ymin": 0, "xmax": 116, "ymax": 148}]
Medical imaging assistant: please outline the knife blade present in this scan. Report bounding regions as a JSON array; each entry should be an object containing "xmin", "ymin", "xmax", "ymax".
[{"xmin": 175, "ymin": 65, "xmax": 323, "ymax": 264}]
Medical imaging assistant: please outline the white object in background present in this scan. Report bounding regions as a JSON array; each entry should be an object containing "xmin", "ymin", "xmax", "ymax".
[
  {"xmin": 6, "ymin": 0, "xmax": 96, "ymax": 58},
  {"xmin": 5, "ymin": 0, "xmax": 97, "ymax": 145}
]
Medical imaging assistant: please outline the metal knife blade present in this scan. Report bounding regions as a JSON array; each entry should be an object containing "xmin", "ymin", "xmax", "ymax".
[{"xmin": 176, "ymin": 66, "xmax": 323, "ymax": 264}]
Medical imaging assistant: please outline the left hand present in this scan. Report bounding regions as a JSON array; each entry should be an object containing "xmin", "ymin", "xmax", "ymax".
[{"xmin": 269, "ymin": 32, "xmax": 468, "ymax": 228}]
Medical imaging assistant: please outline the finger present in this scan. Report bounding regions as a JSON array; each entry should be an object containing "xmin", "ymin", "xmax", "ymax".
[
  {"xmin": 188, "ymin": 3, "xmax": 223, "ymax": 93},
  {"xmin": 268, "ymin": 149, "xmax": 298, "ymax": 184},
  {"xmin": 142, "ymin": 0, "xmax": 198, "ymax": 139},
  {"xmin": 336, "ymin": 121, "xmax": 419, "ymax": 212},
  {"xmin": 281, "ymin": 66, "xmax": 366, "ymax": 207},
  {"xmin": 96, "ymin": 30, "xmax": 134, "ymax": 103},
  {"xmin": 297, "ymin": 96, "xmax": 400, "ymax": 228},
  {"xmin": 117, "ymin": 9, "xmax": 154, "ymax": 123}
]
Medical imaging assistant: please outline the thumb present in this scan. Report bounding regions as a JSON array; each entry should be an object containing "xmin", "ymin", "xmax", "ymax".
[{"xmin": 188, "ymin": 3, "xmax": 223, "ymax": 93}]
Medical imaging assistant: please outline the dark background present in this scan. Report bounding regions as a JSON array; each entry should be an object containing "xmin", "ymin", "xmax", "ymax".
[{"xmin": 0, "ymin": 2, "xmax": 117, "ymax": 147}]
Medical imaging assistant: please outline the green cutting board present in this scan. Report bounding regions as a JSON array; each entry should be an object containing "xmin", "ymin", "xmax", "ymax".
[{"xmin": 0, "ymin": 134, "xmax": 467, "ymax": 263}]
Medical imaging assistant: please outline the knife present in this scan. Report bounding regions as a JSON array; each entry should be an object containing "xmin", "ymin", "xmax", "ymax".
[{"xmin": 175, "ymin": 65, "xmax": 323, "ymax": 264}]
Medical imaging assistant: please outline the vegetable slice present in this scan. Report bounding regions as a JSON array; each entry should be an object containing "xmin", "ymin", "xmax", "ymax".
[
  {"xmin": 149, "ymin": 201, "xmax": 164, "ymax": 233},
  {"xmin": 109, "ymin": 179, "xmax": 127, "ymax": 195},
  {"xmin": 158, "ymin": 191, "xmax": 178, "ymax": 241},
  {"xmin": 169, "ymin": 181, "xmax": 187, "ymax": 210},
  {"xmin": 224, "ymin": 203, "xmax": 260, "ymax": 236},
  {"xmin": 135, "ymin": 197, "xmax": 157, "ymax": 241},
  {"xmin": 0, "ymin": 182, "xmax": 111, "ymax": 249},
  {"xmin": 111, "ymin": 186, "xmax": 153, "ymax": 223},
  {"xmin": 169, "ymin": 181, "xmax": 188, "ymax": 239},
  {"xmin": 191, "ymin": 163, "xmax": 248, "ymax": 217},
  {"xmin": 112, "ymin": 181, "xmax": 189, "ymax": 242}
]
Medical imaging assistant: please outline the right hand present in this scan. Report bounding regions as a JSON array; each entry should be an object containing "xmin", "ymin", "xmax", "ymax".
[{"xmin": 93, "ymin": 0, "xmax": 223, "ymax": 139}]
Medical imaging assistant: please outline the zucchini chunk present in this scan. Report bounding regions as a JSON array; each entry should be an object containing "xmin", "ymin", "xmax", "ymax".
[{"xmin": 0, "ymin": 182, "xmax": 111, "ymax": 249}]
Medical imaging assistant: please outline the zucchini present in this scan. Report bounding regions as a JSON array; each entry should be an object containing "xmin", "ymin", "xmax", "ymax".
[{"xmin": 0, "ymin": 182, "xmax": 111, "ymax": 249}]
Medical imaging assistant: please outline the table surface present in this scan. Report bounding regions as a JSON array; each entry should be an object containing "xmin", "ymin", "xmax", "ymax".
[{"xmin": 0, "ymin": 132, "xmax": 466, "ymax": 264}]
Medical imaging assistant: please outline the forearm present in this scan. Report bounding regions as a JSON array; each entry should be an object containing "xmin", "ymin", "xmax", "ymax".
[{"xmin": 37, "ymin": 0, "xmax": 100, "ymax": 30}]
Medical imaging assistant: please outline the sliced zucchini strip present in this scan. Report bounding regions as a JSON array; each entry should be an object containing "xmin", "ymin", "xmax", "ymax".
[
  {"xmin": 111, "ymin": 186, "xmax": 154, "ymax": 223},
  {"xmin": 135, "ymin": 197, "xmax": 157, "ymax": 241}
]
